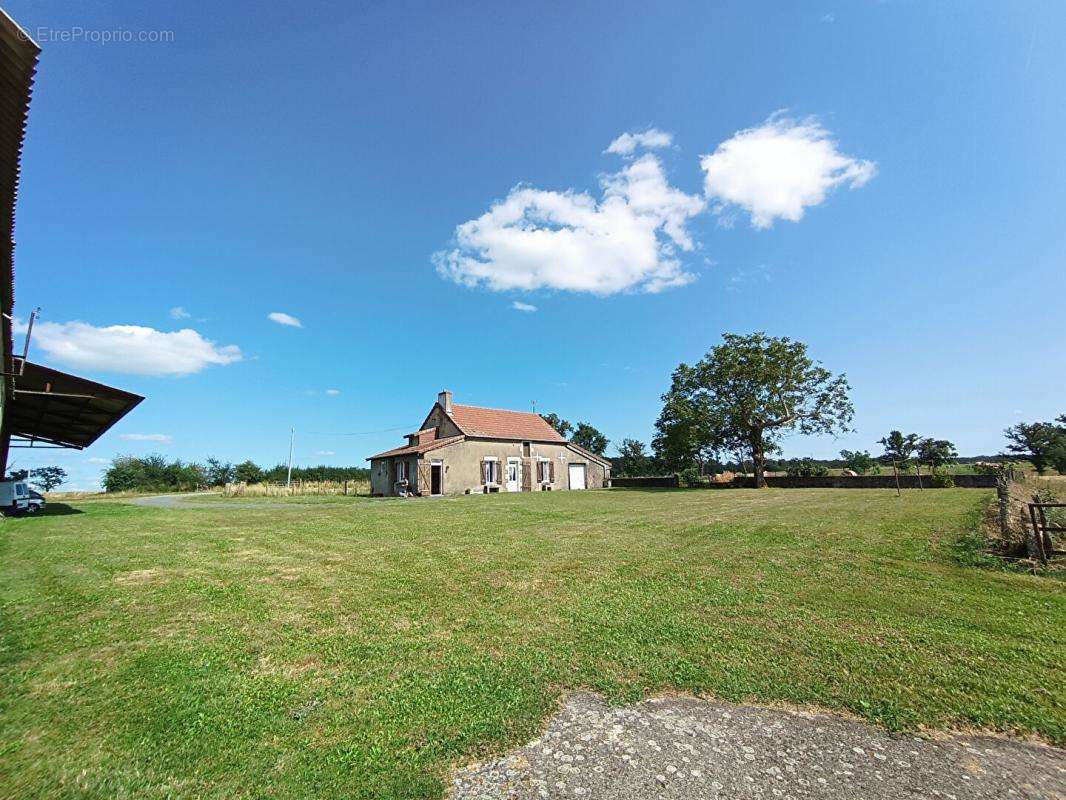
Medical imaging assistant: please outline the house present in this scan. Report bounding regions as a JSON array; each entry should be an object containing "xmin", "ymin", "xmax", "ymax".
[{"xmin": 367, "ymin": 391, "xmax": 611, "ymax": 496}]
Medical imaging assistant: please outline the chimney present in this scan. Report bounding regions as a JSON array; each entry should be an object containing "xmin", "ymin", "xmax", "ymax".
[{"xmin": 438, "ymin": 389, "xmax": 453, "ymax": 413}]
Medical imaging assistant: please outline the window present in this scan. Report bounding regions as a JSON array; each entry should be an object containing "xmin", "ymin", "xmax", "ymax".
[
  {"xmin": 522, "ymin": 441, "xmax": 532, "ymax": 457},
  {"xmin": 538, "ymin": 459, "xmax": 551, "ymax": 483},
  {"xmin": 396, "ymin": 460, "xmax": 408, "ymax": 482},
  {"xmin": 482, "ymin": 458, "xmax": 500, "ymax": 484}
]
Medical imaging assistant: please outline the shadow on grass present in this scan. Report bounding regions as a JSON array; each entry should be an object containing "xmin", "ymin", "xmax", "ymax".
[{"xmin": 36, "ymin": 503, "xmax": 84, "ymax": 517}]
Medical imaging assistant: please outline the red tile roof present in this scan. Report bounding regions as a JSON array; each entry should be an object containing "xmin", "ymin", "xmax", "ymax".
[
  {"xmin": 448, "ymin": 404, "xmax": 566, "ymax": 442},
  {"xmin": 367, "ymin": 435, "xmax": 463, "ymax": 461}
]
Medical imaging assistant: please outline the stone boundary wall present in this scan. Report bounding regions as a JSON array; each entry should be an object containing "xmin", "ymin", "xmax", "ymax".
[
  {"xmin": 611, "ymin": 474, "xmax": 996, "ymax": 489},
  {"xmin": 611, "ymin": 476, "xmax": 680, "ymax": 488}
]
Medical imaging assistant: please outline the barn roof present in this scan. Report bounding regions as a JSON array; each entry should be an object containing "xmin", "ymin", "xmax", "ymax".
[{"xmin": 6, "ymin": 362, "xmax": 143, "ymax": 450}]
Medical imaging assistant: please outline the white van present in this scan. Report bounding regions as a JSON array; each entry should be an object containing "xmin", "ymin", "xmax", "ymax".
[{"xmin": 0, "ymin": 479, "xmax": 45, "ymax": 515}]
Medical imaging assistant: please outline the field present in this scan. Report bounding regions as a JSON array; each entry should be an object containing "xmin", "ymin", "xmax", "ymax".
[{"xmin": 1, "ymin": 489, "xmax": 1063, "ymax": 798}]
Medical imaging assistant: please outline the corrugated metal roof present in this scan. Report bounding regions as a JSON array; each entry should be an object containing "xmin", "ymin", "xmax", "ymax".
[
  {"xmin": 0, "ymin": 11, "xmax": 39, "ymax": 471},
  {"xmin": 8, "ymin": 361, "xmax": 143, "ymax": 450}
]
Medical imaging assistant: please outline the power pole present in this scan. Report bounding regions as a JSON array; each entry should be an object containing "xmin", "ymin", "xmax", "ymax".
[{"xmin": 286, "ymin": 427, "xmax": 295, "ymax": 489}]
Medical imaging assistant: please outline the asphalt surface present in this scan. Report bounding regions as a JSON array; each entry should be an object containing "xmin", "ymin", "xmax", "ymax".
[{"xmin": 452, "ymin": 693, "xmax": 1065, "ymax": 799}]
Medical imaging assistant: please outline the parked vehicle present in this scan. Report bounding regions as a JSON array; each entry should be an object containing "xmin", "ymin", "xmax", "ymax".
[{"xmin": 0, "ymin": 479, "xmax": 45, "ymax": 515}]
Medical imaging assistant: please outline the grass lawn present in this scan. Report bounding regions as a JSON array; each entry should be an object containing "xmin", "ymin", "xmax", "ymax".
[{"xmin": 1, "ymin": 489, "xmax": 1063, "ymax": 798}]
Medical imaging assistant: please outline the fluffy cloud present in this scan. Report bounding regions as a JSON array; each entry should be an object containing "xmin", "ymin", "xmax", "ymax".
[
  {"xmin": 511, "ymin": 301, "xmax": 538, "ymax": 312},
  {"xmin": 120, "ymin": 433, "xmax": 173, "ymax": 444},
  {"xmin": 434, "ymin": 152, "xmax": 704, "ymax": 296},
  {"xmin": 21, "ymin": 320, "xmax": 242, "ymax": 377},
  {"xmin": 268, "ymin": 311, "xmax": 302, "ymax": 328},
  {"xmin": 605, "ymin": 128, "xmax": 673, "ymax": 157},
  {"xmin": 700, "ymin": 114, "xmax": 876, "ymax": 229}
]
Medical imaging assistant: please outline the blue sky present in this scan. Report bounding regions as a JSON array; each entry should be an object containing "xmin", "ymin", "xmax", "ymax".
[{"xmin": 5, "ymin": 1, "xmax": 1065, "ymax": 490}]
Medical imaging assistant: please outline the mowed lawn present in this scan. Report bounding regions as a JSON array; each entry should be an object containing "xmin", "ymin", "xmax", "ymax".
[{"xmin": 1, "ymin": 489, "xmax": 1063, "ymax": 799}]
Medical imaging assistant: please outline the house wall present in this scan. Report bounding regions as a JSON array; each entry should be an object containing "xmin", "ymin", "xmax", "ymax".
[
  {"xmin": 419, "ymin": 438, "xmax": 608, "ymax": 496},
  {"xmin": 369, "ymin": 455, "xmax": 420, "ymax": 496},
  {"xmin": 419, "ymin": 404, "xmax": 463, "ymax": 438}
]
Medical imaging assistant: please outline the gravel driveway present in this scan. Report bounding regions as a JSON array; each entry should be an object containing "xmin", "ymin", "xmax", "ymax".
[{"xmin": 452, "ymin": 693, "xmax": 1065, "ymax": 799}]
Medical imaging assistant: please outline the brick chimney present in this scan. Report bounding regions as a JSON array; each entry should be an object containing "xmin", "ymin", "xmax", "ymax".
[{"xmin": 438, "ymin": 389, "xmax": 453, "ymax": 413}]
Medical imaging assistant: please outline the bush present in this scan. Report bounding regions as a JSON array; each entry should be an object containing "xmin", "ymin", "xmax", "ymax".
[
  {"xmin": 930, "ymin": 472, "xmax": 955, "ymax": 488},
  {"xmin": 677, "ymin": 466, "xmax": 703, "ymax": 487},
  {"xmin": 786, "ymin": 458, "xmax": 829, "ymax": 477}
]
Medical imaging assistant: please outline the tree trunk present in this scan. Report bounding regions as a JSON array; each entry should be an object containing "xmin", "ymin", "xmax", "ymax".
[
  {"xmin": 751, "ymin": 437, "xmax": 767, "ymax": 488},
  {"xmin": 915, "ymin": 463, "xmax": 924, "ymax": 490},
  {"xmin": 892, "ymin": 461, "xmax": 901, "ymax": 497}
]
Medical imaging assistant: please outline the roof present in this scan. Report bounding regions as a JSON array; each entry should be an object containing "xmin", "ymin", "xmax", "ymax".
[
  {"xmin": 0, "ymin": 11, "xmax": 38, "ymax": 378},
  {"xmin": 6, "ymin": 361, "xmax": 144, "ymax": 449},
  {"xmin": 566, "ymin": 442, "xmax": 612, "ymax": 467},
  {"xmin": 367, "ymin": 434, "xmax": 463, "ymax": 461},
  {"xmin": 448, "ymin": 404, "xmax": 566, "ymax": 442}
]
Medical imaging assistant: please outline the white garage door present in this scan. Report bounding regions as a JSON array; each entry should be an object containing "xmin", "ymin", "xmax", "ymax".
[{"xmin": 568, "ymin": 463, "xmax": 587, "ymax": 490}]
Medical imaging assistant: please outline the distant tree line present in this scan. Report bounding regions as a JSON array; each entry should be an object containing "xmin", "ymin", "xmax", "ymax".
[{"xmin": 102, "ymin": 455, "xmax": 370, "ymax": 493}]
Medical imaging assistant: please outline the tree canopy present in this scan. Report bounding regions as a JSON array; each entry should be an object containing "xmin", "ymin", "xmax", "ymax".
[
  {"xmin": 539, "ymin": 413, "xmax": 573, "ymax": 439},
  {"xmin": 655, "ymin": 332, "xmax": 853, "ymax": 486},
  {"xmin": 1004, "ymin": 420, "xmax": 1064, "ymax": 475},
  {"xmin": 571, "ymin": 422, "xmax": 609, "ymax": 456}
]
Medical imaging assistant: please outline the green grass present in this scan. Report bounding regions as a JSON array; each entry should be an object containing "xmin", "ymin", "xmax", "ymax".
[{"xmin": 1, "ymin": 489, "xmax": 1063, "ymax": 798}]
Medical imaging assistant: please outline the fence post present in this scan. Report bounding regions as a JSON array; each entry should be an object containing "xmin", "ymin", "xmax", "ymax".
[{"xmin": 996, "ymin": 474, "xmax": 1010, "ymax": 539}]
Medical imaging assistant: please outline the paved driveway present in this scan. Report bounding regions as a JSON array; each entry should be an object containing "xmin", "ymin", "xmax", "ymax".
[{"xmin": 452, "ymin": 693, "xmax": 1065, "ymax": 799}]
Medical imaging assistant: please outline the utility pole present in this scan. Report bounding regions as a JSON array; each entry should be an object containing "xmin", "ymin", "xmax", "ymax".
[{"xmin": 286, "ymin": 427, "xmax": 294, "ymax": 489}]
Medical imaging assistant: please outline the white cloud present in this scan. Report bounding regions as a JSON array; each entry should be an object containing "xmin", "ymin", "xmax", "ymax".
[
  {"xmin": 700, "ymin": 114, "xmax": 876, "ymax": 229},
  {"xmin": 821, "ymin": 12, "xmax": 835, "ymax": 23},
  {"xmin": 434, "ymin": 151, "xmax": 704, "ymax": 296},
  {"xmin": 605, "ymin": 128, "xmax": 674, "ymax": 157},
  {"xmin": 511, "ymin": 301, "xmax": 538, "ymax": 312},
  {"xmin": 325, "ymin": 388, "xmax": 341, "ymax": 396},
  {"xmin": 120, "ymin": 433, "xmax": 173, "ymax": 444},
  {"xmin": 20, "ymin": 320, "xmax": 242, "ymax": 377},
  {"xmin": 268, "ymin": 311, "xmax": 302, "ymax": 328},
  {"xmin": 315, "ymin": 450, "xmax": 335, "ymax": 457},
  {"xmin": 169, "ymin": 306, "xmax": 191, "ymax": 320}
]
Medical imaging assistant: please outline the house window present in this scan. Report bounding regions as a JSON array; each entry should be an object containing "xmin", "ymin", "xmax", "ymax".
[
  {"xmin": 482, "ymin": 458, "xmax": 500, "ymax": 484},
  {"xmin": 522, "ymin": 441, "xmax": 531, "ymax": 457},
  {"xmin": 396, "ymin": 460, "xmax": 408, "ymax": 482},
  {"xmin": 538, "ymin": 459, "xmax": 551, "ymax": 483}
]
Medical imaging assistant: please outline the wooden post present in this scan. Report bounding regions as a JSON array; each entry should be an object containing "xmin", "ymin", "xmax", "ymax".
[
  {"xmin": 996, "ymin": 476, "xmax": 1010, "ymax": 539},
  {"xmin": 344, "ymin": 479, "xmax": 349, "ymax": 496}
]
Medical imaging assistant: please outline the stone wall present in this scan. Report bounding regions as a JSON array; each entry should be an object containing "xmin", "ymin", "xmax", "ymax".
[{"xmin": 610, "ymin": 474, "xmax": 996, "ymax": 490}]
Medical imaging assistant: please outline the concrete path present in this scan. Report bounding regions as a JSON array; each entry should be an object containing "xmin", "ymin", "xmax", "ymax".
[{"xmin": 452, "ymin": 693, "xmax": 1065, "ymax": 799}]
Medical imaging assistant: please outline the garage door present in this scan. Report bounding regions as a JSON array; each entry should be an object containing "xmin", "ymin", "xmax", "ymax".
[{"xmin": 568, "ymin": 463, "xmax": 587, "ymax": 490}]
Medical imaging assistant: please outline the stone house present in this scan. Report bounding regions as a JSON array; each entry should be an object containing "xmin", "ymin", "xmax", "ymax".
[{"xmin": 367, "ymin": 391, "xmax": 611, "ymax": 497}]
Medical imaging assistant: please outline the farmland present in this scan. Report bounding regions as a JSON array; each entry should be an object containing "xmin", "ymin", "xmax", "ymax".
[{"xmin": 1, "ymin": 488, "xmax": 1063, "ymax": 799}]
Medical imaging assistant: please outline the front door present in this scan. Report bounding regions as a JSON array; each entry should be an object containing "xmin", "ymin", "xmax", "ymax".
[
  {"xmin": 506, "ymin": 458, "xmax": 521, "ymax": 492},
  {"xmin": 430, "ymin": 462, "xmax": 443, "ymax": 495}
]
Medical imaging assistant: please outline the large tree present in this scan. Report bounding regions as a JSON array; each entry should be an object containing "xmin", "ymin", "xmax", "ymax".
[
  {"xmin": 1004, "ymin": 420, "xmax": 1064, "ymax": 475},
  {"xmin": 540, "ymin": 413, "xmax": 573, "ymax": 439},
  {"xmin": 29, "ymin": 466, "xmax": 67, "ymax": 492},
  {"xmin": 614, "ymin": 438, "xmax": 651, "ymax": 477},
  {"xmin": 572, "ymin": 422, "xmax": 608, "ymax": 456},
  {"xmin": 917, "ymin": 438, "xmax": 957, "ymax": 479},
  {"xmin": 656, "ymin": 333, "xmax": 853, "ymax": 487}
]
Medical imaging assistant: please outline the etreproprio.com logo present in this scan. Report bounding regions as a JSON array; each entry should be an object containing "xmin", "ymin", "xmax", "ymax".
[{"xmin": 18, "ymin": 26, "xmax": 175, "ymax": 44}]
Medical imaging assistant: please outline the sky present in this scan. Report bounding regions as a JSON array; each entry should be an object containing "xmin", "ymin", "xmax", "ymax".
[{"xmin": 4, "ymin": 0, "xmax": 1065, "ymax": 490}]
